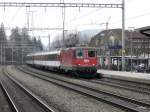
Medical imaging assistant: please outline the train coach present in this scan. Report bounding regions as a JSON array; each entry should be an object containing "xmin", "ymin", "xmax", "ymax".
[{"xmin": 26, "ymin": 47, "xmax": 98, "ymax": 77}]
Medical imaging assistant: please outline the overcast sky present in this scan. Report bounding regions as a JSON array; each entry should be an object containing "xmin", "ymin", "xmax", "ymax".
[{"xmin": 0, "ymin": 0, "xmax": 150, "ymax": 47}]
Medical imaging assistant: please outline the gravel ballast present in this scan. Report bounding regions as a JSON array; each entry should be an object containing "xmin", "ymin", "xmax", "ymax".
[
  {"xmin": 0, "ymin": 81, "xmax": 13, "ymax": 112},
  {"xmin": 24, "ymin": 65, "xmax": 150, "ymax": 103},
  {"xmin": 0, "ymin": 67, "xmax": 13, "ymax": 112},
  {"xmin": 7, "ymin": 66, "xmax": 127, "ymax": 112}
]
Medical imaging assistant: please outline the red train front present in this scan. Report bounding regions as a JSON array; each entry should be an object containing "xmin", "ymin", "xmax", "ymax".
[{"xmin": 60, "ymin": 47, "xmax": 98, "ymax": 77}]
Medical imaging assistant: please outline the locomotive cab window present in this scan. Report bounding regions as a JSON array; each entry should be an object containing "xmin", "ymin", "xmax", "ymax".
[
  {"xmin": 88, "ymin": 49, "xmax": 96, "ymax": 58},
  {"xmin": 76, "ymin": 49, "xmax": 83, "ymax": 58}
]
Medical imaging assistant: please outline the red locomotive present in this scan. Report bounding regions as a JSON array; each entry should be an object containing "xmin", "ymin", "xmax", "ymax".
[{"xmin": 26, "ymin": 47, "xmax": 98, "ymax": 77}]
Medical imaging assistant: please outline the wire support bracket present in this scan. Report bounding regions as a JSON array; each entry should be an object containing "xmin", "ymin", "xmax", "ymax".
[{"xmin": 0, "ymin": 2, "xmax": 122, "ymax": 8}]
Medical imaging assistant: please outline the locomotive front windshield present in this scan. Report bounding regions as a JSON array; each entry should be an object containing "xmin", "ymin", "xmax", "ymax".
[
  {"xmin": 88, "ymin": 49, "xmax": 96, "ymax": 57},
  {"xmin": 75, "ymin": 48, "xmax": 96, "ymax": 58},
  {"xmin": 76, "ymin": 49, "xmax": 83, "ymax": 58}
]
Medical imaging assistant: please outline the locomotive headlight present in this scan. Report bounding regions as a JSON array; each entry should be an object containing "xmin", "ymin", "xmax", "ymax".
[
  {"xmin": 92, "ymin": 64, "xmax": 95, "ymax": 66},
  {"xmin": 78, "ymin": 64, "xmax": 81, "ymax": 66}
]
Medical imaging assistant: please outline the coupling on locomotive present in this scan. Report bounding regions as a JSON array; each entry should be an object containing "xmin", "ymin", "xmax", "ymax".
[{"xmin": 26, "ymin": 47, "xmax": 98, "ymax": 77}]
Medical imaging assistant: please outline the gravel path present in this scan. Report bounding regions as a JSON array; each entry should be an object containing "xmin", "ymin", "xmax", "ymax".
[
  {"xmin": 7, "ymin": 66, "xmax": 127, "ymax": 112},
  {"xmin": 25, "ymin": 65, "xmax": 150, "ymax": 104}
]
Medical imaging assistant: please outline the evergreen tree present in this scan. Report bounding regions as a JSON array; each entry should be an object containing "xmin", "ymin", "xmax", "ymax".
[
  {"xmin": 0, "ymin": 23, "xmax": 7, "ymax": 44},
  {"xmin": 10, "ymin": 27, "xmax": 21, "ymax": 46},
  {"xmin": 31, "ymin": 37, "xmax": 38, "ymax": 51},
  {"xmin": 8, "ymin": 27, "xmax": 43, "ymax": 64},
  {"xmin": 9, "ymin": 27, "xmax": 22, "ymax": 64},
  {"xmin": 0, "ymin": 23, "xmax": 7, "ymax": 65}
]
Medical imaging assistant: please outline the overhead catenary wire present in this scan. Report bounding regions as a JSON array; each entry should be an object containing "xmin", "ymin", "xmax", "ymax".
[
  {"xmin": 109, "ymin": 11, "xmax": 150, "ymax": 28},
  {"xmin": 8, "ymin": 0, "xmax": 27, "ymax": 28},
  {"xmin": 59, "ymin": 0, "xmax": 121, "ymax": 28},
  {"xmin": 61, "ymin": 0, "xmax": 136, "ymax": 29},
  {"xmin": 8, "ymin": 7, "xmax": 22, "ymax": 26}
]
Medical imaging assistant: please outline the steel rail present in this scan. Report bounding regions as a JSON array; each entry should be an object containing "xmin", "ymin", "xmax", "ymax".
[
  {"xmin": 100, "ymin": 78, "xmax": 150, "ymax": 89},
  {"xmin": 0, "ymin": 79, "xmax": 19, "ymax": 112},
  {"xmin": 17, "ymin": 66, "xmax": 150, "ymax": 112},
  {"xmin": 87, "ymin": 79, "xmax": 150, "ymax": 95},
  {"xmin": 4, "ymin": 67, "xmax": 56, "ymax": 112}
]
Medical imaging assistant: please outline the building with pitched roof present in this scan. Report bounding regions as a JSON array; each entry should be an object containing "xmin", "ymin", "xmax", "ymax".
[{"xmin": 89, "ymin": 28, "xmax": 150, "ymax": 70}]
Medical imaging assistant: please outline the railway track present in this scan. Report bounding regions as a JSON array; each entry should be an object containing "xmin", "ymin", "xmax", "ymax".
[
  {"xmin": 1, "ymin": 67, "xmax": 56, "ymax": 112},
  {"xmin": 88, "ymin": 78, "xmax": 150, "ymax": 95},
  {"xmin": 0, "ymin": 80, "xmax": 14, "ymax": 112},
  {"xmin": 16, "ymin": 66, "xmax": 150, "ymax": 112},
  {"xmin": 36, "ymin": 65, "xmax": 150, "ymax": 95},
  {"xmin": 25, "ymin": 65, "xmax": 150, "ymax": 95},
  {"xmin": 99, "ymin": 78, "xmax": 150, "ymax": 90}
]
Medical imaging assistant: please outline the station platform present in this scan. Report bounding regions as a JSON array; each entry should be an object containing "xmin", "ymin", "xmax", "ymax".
[{"xmin": 97, "ymin": 69, "xmax": 150, "ymax": 84}]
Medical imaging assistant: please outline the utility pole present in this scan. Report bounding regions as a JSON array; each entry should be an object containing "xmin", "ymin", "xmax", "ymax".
[
  {"xmin": 30, "ymin": 10, "xmax": 37, "ymax": 39},
  {"xmin": 122, "ymin": 0, "xmax": 125, "ymax": 71},
  {"xmin": 12, "ymin": 47, "xmax": 13, "ymax": 65},
  {"xmin": 62, "ymin": 0, "xmax": 65, "ymax": 48},
  {"xmin": 26, "ymin": 9, "xmax": 30, "ymax": 31},
  {"xmin": 49, "ymin": 34, "xmax": 50, "ymax": 50},
  {"xmin": 99, "ymin": 16, "xmax": 111, "ymax": 70},
  {"xmin": 22, "ymin": 49, "xmax": 23, "ymax": 65},
  {"xmin": 1, "ymin": 43, "xmax": 3, "ymax": 65},
  {"xmin": 106, "ymin": 17, "xmax": 111, "ymax": 70},
  {"xmin": 4, "ymin": 44, "xmax": 5, "ymax": 65},
  {"xmin": 131, "ymin": 31, "xmax": 133, "ymax": 71}
]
